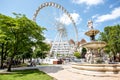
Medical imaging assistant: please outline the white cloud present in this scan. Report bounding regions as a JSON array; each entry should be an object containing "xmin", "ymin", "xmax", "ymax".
[
  {"xmin": 92, "ymin": 14, "xmax": 99, "ymax": 19},
  {"xmin": 95, "ymin": 7, "xmax": 120, "ymax": 22},
  {"xmin": 56, "ymin": 13, "xmax": 82, "ymax": 25},
  {"xmin": 72, "ymin": 0, "xmax": 104, "ymax": 6}
]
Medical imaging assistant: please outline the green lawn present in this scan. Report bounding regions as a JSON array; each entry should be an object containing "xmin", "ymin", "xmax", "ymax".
[{"xmin": 0, "ymin": 69, "xmax": 55, "ymax": 80}]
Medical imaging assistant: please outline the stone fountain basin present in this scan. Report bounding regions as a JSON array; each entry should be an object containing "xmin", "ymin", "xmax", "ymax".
[
  {"xmin": 72, "ymin": 63, "xmax": 120, "ymax": 76},
  {"xmin": 81, "ymin": 41, "xmax": 106, "ymax": 49}
]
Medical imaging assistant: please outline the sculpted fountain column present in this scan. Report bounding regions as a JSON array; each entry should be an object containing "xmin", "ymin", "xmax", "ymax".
[{"xmin": 83, "ymin": 20, "xmax": 106, "ymax": 64}]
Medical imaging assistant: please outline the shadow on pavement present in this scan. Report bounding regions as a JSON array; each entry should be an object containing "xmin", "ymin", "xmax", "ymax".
[{"xmin": 38, "ymin": 65, "xmax": 64, "ymax": 73}]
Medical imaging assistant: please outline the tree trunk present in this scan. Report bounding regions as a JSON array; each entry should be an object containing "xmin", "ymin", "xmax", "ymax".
[
  {"xmin": 3, "ymin": 42, "xmax": 8, "ymax": 60},
  {"xmin": 23, "ymin": 57, "xmax": 24, "ymax": 63},
  {"xmin": 7, "ymin": 50, "xmax": 16, "ymax": 71},
  {"xmin": 119, "ymin": 53, "xmax": 120, "ymax": 62},
  {"xmin": 1, "ymin": 43, "xmax": 4, "ymax": 69},
  {"xmin": 113, "ymin": 51, "xmax": 116, "ymax": 62},
  {"xmin": 7, "ymin": 57, "xmax": 13, "ymax": 71}
]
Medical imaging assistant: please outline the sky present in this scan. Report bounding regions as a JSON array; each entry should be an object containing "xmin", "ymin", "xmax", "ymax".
[{"xmin": 0, "ymin": 0, "xmax": 120, "ymax": 42}]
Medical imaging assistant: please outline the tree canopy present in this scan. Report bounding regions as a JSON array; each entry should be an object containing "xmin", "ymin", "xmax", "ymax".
[
  {"xmin": 0, "ymin": 13, "xmax": 49, "ymax": 71},
  {"xmin": 99, "ymin": 24, "xmax": 120, "ymax": 60}
]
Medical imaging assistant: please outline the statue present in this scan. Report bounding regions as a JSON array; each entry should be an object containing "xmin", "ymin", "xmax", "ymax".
[
  {"xmin": 85, "ymin": 50, "xmax": 92, "ymax": 63},
  {"xmin": 87, "ymin": 20, "xmax": 93, "ymax": 29}
]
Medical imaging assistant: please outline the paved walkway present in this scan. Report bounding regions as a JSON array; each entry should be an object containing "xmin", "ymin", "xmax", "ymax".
[
  {"xmin": 0, "ymin": 65, "xmax": 120, "ymax": 80},
  {"xmin": 37, "ymin": 65, "xmax": 120, "ymax": 80}
]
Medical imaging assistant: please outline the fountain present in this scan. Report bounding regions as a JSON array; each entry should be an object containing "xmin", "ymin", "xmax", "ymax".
[
  {"xmin": 72, "ymin": 20, "xmax": 120, "ymax": 76},
  {"xmin": 82, "ymin": 20, "xmax": 106, "ymax": 64}
]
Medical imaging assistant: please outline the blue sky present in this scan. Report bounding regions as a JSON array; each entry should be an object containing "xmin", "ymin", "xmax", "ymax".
[{"xmin": 0, "ymin": 0, "xmax": 120, "ymax": 42}]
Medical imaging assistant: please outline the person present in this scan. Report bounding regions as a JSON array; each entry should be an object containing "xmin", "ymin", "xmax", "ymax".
[
  {"xmin": 62, "ymin": 58, "xmax": 65, "ymax": 64},
  {"xmin": 32, "ymin": 60, "xmax": 36, "ymax": 66}
]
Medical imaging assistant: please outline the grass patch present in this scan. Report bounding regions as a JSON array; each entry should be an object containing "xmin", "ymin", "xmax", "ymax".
[{"xmin": 0, "ymin": 69, "xmax": 55, "ymax": 80}]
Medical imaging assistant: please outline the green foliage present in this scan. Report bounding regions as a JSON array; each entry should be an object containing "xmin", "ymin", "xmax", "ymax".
[
  {"xmin": 74, "ymin": 52, "xmax": 81, "ymax": 59},
  {"xmin": 33, "ymin": 43, "xmax": 50, "ymax": 58},
  {"xmin": 81, "ymin": 48, "xmax": 87, "ymax": 58},
  {"xmin": 99, "ymin": 24, "xmax": 120, "ymax": 58},
  {"xmin": 0, "ymin": 69, "xmax": 54, "ymax": 80},
  {"xmin": 0, "ymin": 13, "xmax": 48, "ymax": 70}
]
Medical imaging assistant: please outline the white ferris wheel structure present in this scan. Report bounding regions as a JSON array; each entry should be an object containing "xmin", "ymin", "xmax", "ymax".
[{"xmin": 33, "ymin": 2, "xmax": 78, "ymax": 59}]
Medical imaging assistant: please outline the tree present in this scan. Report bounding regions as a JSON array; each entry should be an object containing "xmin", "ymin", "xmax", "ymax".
[
  {"xmin": 0, "ymin": 13, "xmax": 45, "ymax": 71},
  {"xmin": 0, "ymin": 14, "xmax": 14, "ymax": 69},
  {"xmin": 99, "ymin": 24, "xmax": 120, "ymax": 61},
  {"xmin": 34, "ymin": 42, "xmax": 50, "ymax": 58}
]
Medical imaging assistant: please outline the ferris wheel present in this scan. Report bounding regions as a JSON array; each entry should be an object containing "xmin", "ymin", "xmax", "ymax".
[{"xmin": 33, "ymin": 2, "xmax": 78, "ymax": 58}]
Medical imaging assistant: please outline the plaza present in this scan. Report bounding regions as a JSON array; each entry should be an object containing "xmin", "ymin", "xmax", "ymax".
[
  {"xmin": 0, "ymin": 0, "xmax": 120, "ymax": 80},
  {"xmin": 1, "ymin": 64, "xmax": 120, "ymax": 80}
]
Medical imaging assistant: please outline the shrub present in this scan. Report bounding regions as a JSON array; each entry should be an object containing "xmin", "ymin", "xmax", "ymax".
[{"xmin": 74, "ymin": 52, "xmax": 81, "ymax": 59}]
